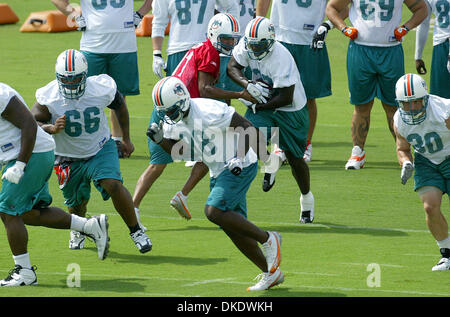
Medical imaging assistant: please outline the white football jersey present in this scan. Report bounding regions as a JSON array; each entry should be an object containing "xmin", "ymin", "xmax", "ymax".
[
  {"xmin": 163, "ymin": 98, "xmax": 258, "ymax": 178},
  {"xmin": 0, "ymin": 83, "xmax": 55, "ymax": 164},
  {"xmin": 427, "ymin": 0, "xmax": 450, "ymax": 46},
  {"xmin": 269, "ymin": 0, "xmax": 327, "ymax": 45},
  {"xmin": 349, "ymin": 0, "xmax": 405, "ymax": 47},
  {"xmin": 80, "ymin": 0, "xmax": 137, "ymax": 53},
  {"xmin": 35, "ymin": 75, "xmax": 116, "ymax": 159},
  {"xmin": 232, "ymin": 39, "xmax": 307, "ymax": 111},
  {"xmin": 152, "ymin": 0, "xmax": 239, "ymax": 55},
  {"xmin": 394, "ymin": 94, "xmax": 450, "ymax": 165}
]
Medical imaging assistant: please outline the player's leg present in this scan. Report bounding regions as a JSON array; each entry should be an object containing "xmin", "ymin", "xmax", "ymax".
[
  {"xmin": 304, "ymin": 98, "xmax": 317, "ymax": 162},
  {"xmin": 381, "ymin": 101, "xmax": 397, "ymax": 140}
]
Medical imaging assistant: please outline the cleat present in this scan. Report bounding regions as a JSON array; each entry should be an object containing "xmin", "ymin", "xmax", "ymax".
[
  {"xmin": 432, "ymin": 257, "xmax": 450, "ymax": 271},
  {"xmin": 134, "ymin": 207, "xmax": 147, "ymax": 232},
  {"xmin": 0, "ymin": 265, "xmax": 37, "ymax": 287},
  {"xmin": 300, "ymin": 192, "xmax": 315, "ymax": 223},
  {"xmin": 131, "ymin": 229, "xmax": 152, "ymax": 253},
  {"xmin": 303, "ymin": 142, "xmax": 312, "ymax": 162},
  {"xmin": 170, "ymin": 191, "xmax": 192, "ymax": 220},
  {"xmin": 185, "ymin": 161, "xmax": 196, "ymax": 167},
  {"xmin": 262, "ymin": 172, "xmax": 276, "ymax": 192},
  {"xmin": 115, "ymin": 139, "xmax": 124, "ymax": 158},
  {"xmin": 262, "ymin": 231, "xmax": 282, "ymax": 274},
  {"xmin": 69, "ymin": 230, "xmax": 86, "ymax": 249},
  {"xmin": 345, "ymin": 146, "xmax": 366, "ymax": 170},
  {"xmin": 84, "ymin": 214, "xmax": 109, "ymax": 260},
  {"xmin": 247, "ymin": 268, "xmax": 284, "ymax": 291}
]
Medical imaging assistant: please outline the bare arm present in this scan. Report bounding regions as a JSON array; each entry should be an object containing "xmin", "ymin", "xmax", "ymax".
[
  {"xmin": 152, "ymin": 36, "xmax": 164, "ymax": 52},
  {"xmin": 394, "ymin": 125, "xmax": 413, "ymax": 166},
  {"xmin": 403, "ymin": 0, "xmax": 428, "ymax": 31},
  {"xmin": 227, "ymin": 57, "xmax": 249, "ymax": 89},
  {"xmin": 30, "ymin": 102, "xmax": 66, "ymax": 135},
  {"xmin": 109, "ymin": 92, "xmax": 134, "ymax": 158},
  {"xmin": 2, "ymin": 96, "xmax": 37, "ymax": 164},
  {"xmin": 136, "ymin": 0, "xmax": 153, "ymax": 16},
  {"xmin": 326, "ymin": 0, "xmax": 352, "ymax": 31},
  {"xmin": 51, "ymin": 0, "xmax": 80, "ymax": 16},
  {"xmin": 255, "ymin": 85, "xmax": 295, "ymax": 111},
  {"xmin": 256, "ymin": 0, "xmax": 271, "ymax": 17}
]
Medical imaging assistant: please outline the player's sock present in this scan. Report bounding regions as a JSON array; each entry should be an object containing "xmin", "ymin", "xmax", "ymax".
[{"xmin": 13, "ymin": 253, "xmax": 32, "ymax": 270}]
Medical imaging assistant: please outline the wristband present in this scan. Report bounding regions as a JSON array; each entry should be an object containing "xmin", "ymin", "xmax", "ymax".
[
  {"xmin": 153, "ymin": 50, "xmax": 162, "ymax": 56},
  {"xmin": 324, "ymin": 20, "xmax": 333, "ymax": 30}
]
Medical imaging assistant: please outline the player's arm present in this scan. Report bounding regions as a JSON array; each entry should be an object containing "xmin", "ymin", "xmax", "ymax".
[
  {"xmin": 255, "ymin": 85, "xmax": 295, "ymax": 111},
  {"xmin": 31, "ymin": 102, "xmax": 66, "ymax": 135},
  {"xmin": 2, "ymin": 96, "xmax": 37, "ymax": 165},
  {"xmin": 51, "ymin": 0, "xmax": 76, "ymax": 16},
  {"xmin": 198, "ymin": 71, "xmax": 256, "ymax": 103},
  {"xmin": 137, "ymin": 0, "xmax": 153, "ymax": 16},
  {"xmin": 227, "ymin": 57, "xmax": 249, "ymax": 88},
  {"xmin": 326, "ymin": 0, "xmax": 352, "ymax": 31},
  {"xmin": 414, "ymin": 1, "xmax": 432, "ymax": 74},
  {"xmin": 256, "ymin": 0, "xmax": 271, "ymax": 17},
  {"xmin": 403, "ymin": 0, "xmax": 428, "ymax": 30},
  {"xmin": 152, "ymin": 0, "xmax": 169, "ymax": 78},
  {"xmin": 107, "ymin": 90, "xmax": 134, "ymax": 158},
  {"xmin": 394, "ymin": 125, "xmax": 413, "ymax": 166}
]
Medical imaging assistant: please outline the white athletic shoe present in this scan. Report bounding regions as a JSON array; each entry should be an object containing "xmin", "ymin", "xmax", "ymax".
[
  {"xmin": 262, "ymin": 232, "xmax": 282, "ymax": 274},
  {"xmin": 170, "ymin": 191, "xmax": 192, "ymax": 220},
  {"xmin": 84, "ymin": 214, "xmax": 109, "ymax": 260},
  {"xmin": 130, "ymin": 229, "xmax": 152, "ymax": 253},
  {"xmin": 185, "ymin": 161, "xmax": 196, "ymax": 167},
  {"xmin": 134, "ymin": 207, "xmax": 147, "ymax": 232},
  {"xmin": 345, "ymin": 146, "xmax": 366, "ymax": 170},
  {"xmin": 247, "ymin": 268, "xmax": 284, "ymax": 291},
  {"xmin": 432, "ymin": 257, "xmax": 450, "ymax": 271},
  {"xmin": 0, "ymin": 265, "xmax": 37, "ymax": 287},
  {"xmin": 300, "ymin": 192, "xmax": 315, "ymax": 224},
  {"xmin": 303, "ymin": 143, "xmax": 312, "ymax": 162},
  {"xmin": 69, "ymin": 230, "xmax": 86, "ymax": 249}
]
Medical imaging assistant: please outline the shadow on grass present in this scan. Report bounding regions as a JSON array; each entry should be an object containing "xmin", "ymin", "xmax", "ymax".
[
  {"xmin": 249, "ymin": 287, "xmax": 345, "ymax": 297},
  {"xmin": 56, "ymin": 278, "xmax": 147, "ymax": 293},
  {"xmin": 261, "ymin": 222, "xmax": 408, "ymax": 237}
]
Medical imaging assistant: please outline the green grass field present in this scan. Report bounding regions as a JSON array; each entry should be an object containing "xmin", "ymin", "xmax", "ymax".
[{"xmin": 0, "ymin": 0, "xmax": 448, "ymax": 299}]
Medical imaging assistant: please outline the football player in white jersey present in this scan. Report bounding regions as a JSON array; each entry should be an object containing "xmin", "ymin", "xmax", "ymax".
[
  {"xmin": 31, "ymin": 49, "xmax": 152, "ymax": 255},
  {"xmin": 51, "ymin": 0, "xmax": 152, "ymax": 158},
  {"xmin": 228, "ymin": 17, "xmax": 316, "ymax": 223},
  {"xmin": 0, "ymin": 83, "xmax": 109, "ymax": 287},
  {"xmin": 151, "ymin": 0, "xmax": 239, "ymax": 78},
  {"xmin": 256, "ymin": 0, "xmax": 345, "ymax": 163},
  {"xmin": 393, "ymin": 74, "xmax": 450, "ymax": 271},
  {"xmin": 327, "ymin": 0, "xmax": 428, "ymax": 170},
  {"xmin": 147, "ymin": 76, "xmax": 284, "ymax": 291},
  {"xmin": 415, "ymin": 0, "xmax": 450, "ymax": 99}
]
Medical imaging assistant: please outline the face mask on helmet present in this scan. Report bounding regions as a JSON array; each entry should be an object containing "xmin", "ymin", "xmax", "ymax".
[
  {"xmin": 207, "ymin": 13, "xmax": 241, "ymax": 56},
  {"xmin": 395, "ymin": 73, "xmax": 429, "ymax": 125},
  {"xmin": 244, "ymin": 17, "xmax": 275, "ymax": 60},
  {"xmin": 55, "ymin": 49, "xmax": 88, "ymax": 100},
  {"xmin": 152, "ymin": 76, "xmax": 190, "ymax": 125}
]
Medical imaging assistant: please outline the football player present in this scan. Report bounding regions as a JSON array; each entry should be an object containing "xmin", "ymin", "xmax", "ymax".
[
  {"xmin": 0, "ymin": 83, "xmax": 109, "ymax": 287},
  {"xmin": 147, "ymin": 76, "xmax": 284, "ymax": 291},
  {"xmin": 31, "ymin": 49, "xmax": 152, "ymax": 254},
  {"xmin": 133, "ymin": 13, "xmax": 257, "ymax": 220},
  {"xmin": 227, "ymin": 17, "xmax": 316, "ymax": 223},
  {"xmin": 326, "ymin": 0, "xmax": 428, "ymax": 170},
  {"xmin": 393, "ymin": 74, "xmax": 450, "ymax": 271},
  {"xmin": 415, "ymin": 0, "xmax": 450, "ymax": 99}
]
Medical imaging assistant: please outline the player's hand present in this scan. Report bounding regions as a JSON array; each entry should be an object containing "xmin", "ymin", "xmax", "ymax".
[
  {"xmin": 311, "ymin": 22, "xmax": 331, "ymax": 50},
  {"xmin": 75, "ymin": 15, "xmax": 86, "ymax": 31},
  {"xmin": 52, "ymin": 114, "xmax": 66, "ymax": 134},
  {"xmin": 146, "ymin": 121, "xmax": 164, "ymax": 144},
  {"xmin": 240, "ymin": 89, "xmax": 258, "ymax": 104},
  {"xmin": 152, "ymin": 53, "xmax": 166, "ymax": 79},
  {"xmin": 225, "ymin": 157, "xmax": 243, "ymax": 176},
  {"xmin": 121, "ymin": 139, "xmax": 135, "ymax": 158},
  {"xmin": 238, "ymin": 98, "xmax": 256, "ymax": 114},
  {"xmin": 246, "ymin": 81, "xmax": 270, "ymax": 104},
  {"xmin": 394, "ymin": 25, "xmax": 409, "ymax": 42},
  {"xmin": 415, "ymin": 59, "xmax": 427, "ymax": 75},
  {"xmin": 133, "ymin": 11, "xmax": 144, "ymax": 28},
  {"xmin": 401, "ymin": 161, "xmax": 414, "ymax": 185},
  {"xmin": 2, "ymin": 161, "xmax": 26, "ymax": 184},
  {"xmin": 341, "ymin": 26, "xmax": 358, "ymax": 40}
]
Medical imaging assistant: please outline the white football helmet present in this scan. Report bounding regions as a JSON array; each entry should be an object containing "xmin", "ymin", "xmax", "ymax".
[
  {"xmin": 55, "ymin": 49, "xmax": 88, "ymax": 99},
  {"xmin": 152, "ymin": 76, "xmax": 190, "ymax": 124},
  {"xmin": 207, "ymin": 13, "xmax": 241, "ymax": 56},
  {"xmin": 395, "ymin": 73, "xmax": 429, "ymax": 125},
  {"xmin": 244, "ymin": 17, "xmax": 275, "ymax": 60}
]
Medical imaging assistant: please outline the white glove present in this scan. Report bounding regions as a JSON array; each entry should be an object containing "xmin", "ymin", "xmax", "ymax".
[
  {"xmin": 311, "ymin": 22, "xmax": 332, "ymax": 50},
  {"xmin": 2, "ymin": 161, "xmax": 26, "ymax": 184},
  {"xmin": 133, "ymin": 11, "xmax": 143, "ymax": 28},
  {"xmin": 246, "ymin": 82, "xmax": 270, "ymax": 104},
  {"xmin": 224, "ymin": 157, "xmax": 243, "ymax": 176},
  {"xmin": 146, "ymin": 121, "xmax": 164, "ymax": 144},
  {"xmin": 238, "ymin": 98, "xmax": 256, "ymax": 114},
  {"xmin": 401, "ymin": 161, "xmax": 414, "ymax": 185},
  {"xmin": 75, "ymin": 15, "xmax": 86, "ymax": 31},
  {"xmin": 153, "ymin": 52, "xmax": 166, "ymax": 79}
]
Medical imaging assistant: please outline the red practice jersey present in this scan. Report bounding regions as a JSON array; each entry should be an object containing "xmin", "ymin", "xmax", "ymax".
[{"xmin": 172, "ymin": 39, "xmax": 220, "ymax": 98}]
